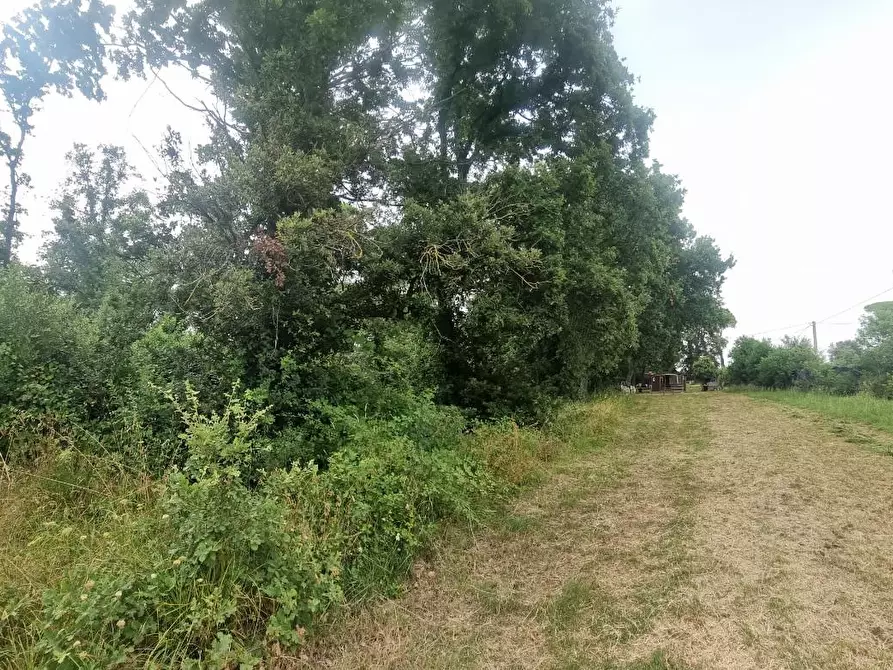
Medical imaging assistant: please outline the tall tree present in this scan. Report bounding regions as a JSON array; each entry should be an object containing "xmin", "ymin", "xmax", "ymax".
[
  {"xmin": 853, "ymin": 301, "xmax": 893, "ymax": 396},
  {"xmin": 110, "ymin": 0, "xmax": 735, "ymax": 417},
  {"xmin": 117, "ymin": 0, "xmax": 410, "ymax": 237},
  {"xmin": 0, "ymin": 0, "xmax": 113, "ymax": 266},
  {"xmin": 728, "ymin": 336, "xmax": 773, "ymax": 385},
  {"xmin": 41, "ymin": 143, "xmax": 170, "ymax": 305},
  {"xmin": 389, "ymin": 0, "xmax": 653, "ymax": 201}
]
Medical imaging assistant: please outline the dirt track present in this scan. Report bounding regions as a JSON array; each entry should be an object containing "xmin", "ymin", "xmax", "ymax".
[{"xmin": 292, "ymin": 393, "xmax": 893, "ymax": 669}]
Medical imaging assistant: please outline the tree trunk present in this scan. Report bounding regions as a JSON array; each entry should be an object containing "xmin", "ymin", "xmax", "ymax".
[
  {"xmin": 1, "ymin": 130, "xmax": 25, "ymax": 268},
  {"xmin": 1, "ymin": 165, "xmax": 17, "ymax": 267}
]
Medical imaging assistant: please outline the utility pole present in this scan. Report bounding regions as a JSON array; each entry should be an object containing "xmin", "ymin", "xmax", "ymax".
[{"xmin": 811, "ymin": 321, "xmax": 818, "ymax": 353}]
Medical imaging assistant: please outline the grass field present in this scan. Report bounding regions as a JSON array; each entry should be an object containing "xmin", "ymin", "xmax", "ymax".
[{"xmin": 745, "ymin": 390, "xmax": 893, "ymax": 434}]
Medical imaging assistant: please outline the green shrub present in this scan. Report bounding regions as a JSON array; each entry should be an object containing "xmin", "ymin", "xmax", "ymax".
[
  {"xmin": 0, "ymin": 268, "xmax": 105, "ymax": 426},
  {"xmin": 29, "ymin": 391, "xmax": 340, "ymax": 667},
  {"xmin": 15, "ymin": 386, "xmax": 495, "ymax": 667}
]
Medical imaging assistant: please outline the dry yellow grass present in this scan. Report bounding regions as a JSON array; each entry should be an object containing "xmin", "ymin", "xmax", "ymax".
[
  {"xmin": 635, "ymin": 393, "xmax": 893, "ymax": 669},
  {"xmin": 277, "ymin": 393, "xmax": 893, "ymax": 669}
]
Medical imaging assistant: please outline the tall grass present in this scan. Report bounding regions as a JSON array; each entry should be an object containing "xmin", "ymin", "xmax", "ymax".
[{"xmin": 746, "ymin": 390, "xmax": 893, "ymax": 434}]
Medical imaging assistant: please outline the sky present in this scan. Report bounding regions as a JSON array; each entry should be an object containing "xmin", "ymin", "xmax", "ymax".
[
  {"xmin": 610, "ymin": 0, "xmax": 893, "ymax": 350},
  {"xmin": 2, "ymin": 0, "xmax": 892, "ymax": 352}
]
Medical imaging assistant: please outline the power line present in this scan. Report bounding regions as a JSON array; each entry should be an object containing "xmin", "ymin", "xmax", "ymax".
[
  {"xmin": 817, "ymin": 285, "xmax": 893, "ymax": 324},
  {"xmin": 744, "ymin": 285, "xmax": 893, "ymax": 339},
  {"xmin": 748, "ymin": 321, "xmax": 811, "ymax": 338}
]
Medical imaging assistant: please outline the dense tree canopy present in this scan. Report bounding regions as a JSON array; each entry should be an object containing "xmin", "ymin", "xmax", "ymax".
[{"xmin": 0, "ymin": 0, "xmax": 737, "ymax": 425}]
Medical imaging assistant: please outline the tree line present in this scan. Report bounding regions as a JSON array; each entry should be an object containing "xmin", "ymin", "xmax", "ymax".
[
  {"xmin": 0, "ymin": 0, "xmax": 735, "ymax": 438},
  {"xmin": 728, "ymin": 302, "xmax": 893, "ymax": 396}
]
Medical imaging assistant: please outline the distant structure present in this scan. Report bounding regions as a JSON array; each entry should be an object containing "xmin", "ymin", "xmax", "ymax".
[{"xmin": 643, "ymin": 372, "xmax": 686, "ymax": 393}]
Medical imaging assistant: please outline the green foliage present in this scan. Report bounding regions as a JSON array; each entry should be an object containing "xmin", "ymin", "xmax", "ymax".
[
  {"xmin": 127, "ymin": 317, "xmax": 245, "ymax": 446},
  {"xmin": 756, "ymin": 340, "xmax": 825, "ymax": 390},
  {"xmin": 851, "ymin": 302, "xmax": 893, "ymax": 398},
  {"xmin": 731, "ymin": 302, "xmax": 893, "ymax": 399},
  {"xmin": 728, "ymin": 336, "xmax": 825, "ymax": 391},
  {"xmin": 0, "ymin": 268, "xmax": 104, "ymax": 428},
  {"xmin": 31, "ymin": 392, "xmax": 339, "ymax": 667},
  {"xmin": 1, "ymin": 386, "xmax": 498, "ymax": 667},
  {"xmin": 728, "ymin": 337, "xmax": 774, "ymax": 386},
  {"xmin": 41, "ymin": 144, "xmax": 170, "ymax": 306},
  {"xmin": 281, "ymin": 435, "xmax": 493, "ymax": 600},
  {"xmin": 690, "ymin": 356, "xmax": 718, "ymax": 382}
]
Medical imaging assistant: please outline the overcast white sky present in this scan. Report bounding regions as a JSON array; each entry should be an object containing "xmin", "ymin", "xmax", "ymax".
[
  {"xmin": 3, "ymin": 0, "xmax": 892, "ymax": 351},
  {"xmin": 611, "ymin": 0, "xmax": 893, "ymax": 350}
]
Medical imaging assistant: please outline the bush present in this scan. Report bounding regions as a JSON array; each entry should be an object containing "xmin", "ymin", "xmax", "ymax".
[
  {"xmin": 691, "ymin": 355, "xmax": 718, "ymax": 382},
  {"xmin": 30, "ymin": 390, "xmax": 341, "ymax": 667},
  {"xmin": 10, "ymin": 386, "xmax": 495, "ymax": 667},
  {"xmin": 728, "ymin": 337, "xmax": 773, "ymax": 386},
  {"xmin": 0, "ymin": 268, "xmax": 105, "ymax": 427},
  {"xmin": 267, "ymin": 322, "xmax": 460, "ymax": 468},
  {"xmin": 756, "ymin": 344, "xmax": 825, "ymax": 390}
]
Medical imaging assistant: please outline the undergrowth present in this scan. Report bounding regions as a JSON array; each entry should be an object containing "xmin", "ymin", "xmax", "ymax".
[{"xmin": 0, "ymin": 390, "xmax": 619, "ymax": 668}]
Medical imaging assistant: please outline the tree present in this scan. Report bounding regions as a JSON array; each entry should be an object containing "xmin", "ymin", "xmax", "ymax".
[
  {"xmin": 828, "ymin": 339, "xmax": 862, "ymax": 367},
  {"xmin": 102, "ymin": 0, "xmax": 736, "ymax": 420},
  {"xmin": 825, "ymin": 339, "xmax": 862, "ymax": 395},
  {"xmin": 117, "ymin": 0, "xmax": 409, "ymax": 235},
  {"xmin": 756, "ymin": 341, "xmax": 824, "ymax": 390},
  {"xmin": 402, "ymin": 0, "xmax": 652, "ymax": 189},
  {"xmin": 41, "ymin": 144, "xmax": 170, "ymax": 305},
  {"xmin": 728, "ymin": 336, "xmax": 773, "ymax": 385},
  {"xmin": 626, "ymin": 175, "xmax": 735, "ymax": 379},
  {"xmin": 853, "ymin": 301, "xmax": 893, "ymax": 397},
  {"xmin": 0, "ymin": 0, "xmax": 114, "ymax": 266},
  {"xmin": 691, "ymin": 355, "xmax": 718, "ymax": 382}
]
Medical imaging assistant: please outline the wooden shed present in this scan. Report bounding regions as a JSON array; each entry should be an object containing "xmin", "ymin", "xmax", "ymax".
[{"xmin": 645, "ymin": 372, "xmax": 686, "ymax": 393}]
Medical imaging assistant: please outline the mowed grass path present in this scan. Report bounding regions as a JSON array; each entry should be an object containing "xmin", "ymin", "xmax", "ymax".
[{"xmin": 287, "ymin": 394, "xmax": 893, "ymax": 669}]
